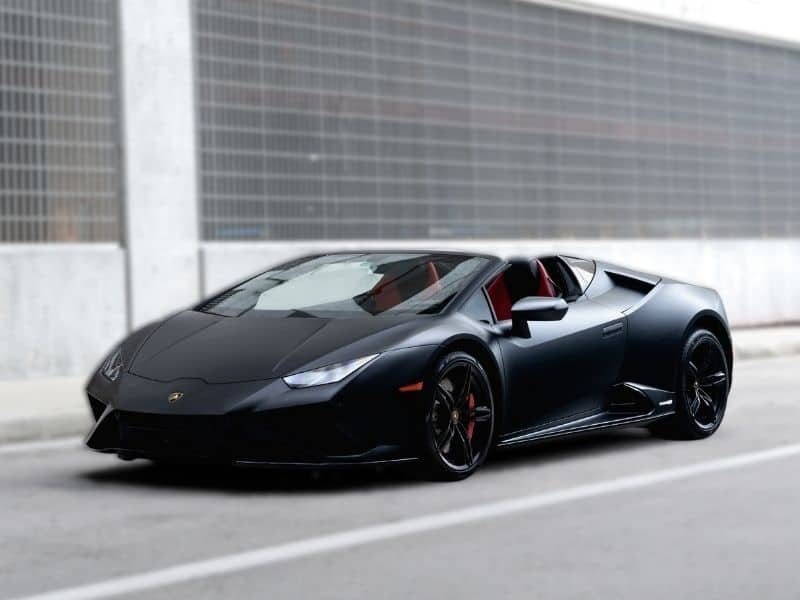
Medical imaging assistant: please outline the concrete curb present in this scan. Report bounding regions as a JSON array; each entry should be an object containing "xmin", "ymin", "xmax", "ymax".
[
  {"xmin": 735, "ymin": 343, "xmax": 800, "ymax": 361},
  {"xmin": 0, "ymin": 414, "xmax": 91, "ymax": 445},
  {"xmin": 733, "ymin": 329, "xmax": 800, "ymax": 361},
  {"xmin": 1, "ymin": 329, "xmax": 799, "ymax": 446}
]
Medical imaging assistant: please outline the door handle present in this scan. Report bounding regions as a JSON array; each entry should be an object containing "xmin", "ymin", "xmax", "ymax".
[{"xmin": 602, "ymin": 322, "xmax": 624, "ymax": 337}]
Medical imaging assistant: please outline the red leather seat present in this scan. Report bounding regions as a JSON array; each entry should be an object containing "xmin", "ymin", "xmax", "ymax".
[
  {"xmin": 373, "ymin": 261, "xmax": 442, "ymax": 311},
  {"xmin": 372, "ymin": 272, "xmax": 403, "ymax": 311},
  {"xmin": 486, "ymin": 260, "xmax": 558, "ymax": 320},
  {"xmin": 486, "ymin": 273, "xmax": 513, "ymax": 321},
  {"xmin": 423, "ymin": 261, "xmax": 442, "ymax": 293},
  {"xmin": 533, "ymin": 259, "xmax": 558, "ymax": 298}
]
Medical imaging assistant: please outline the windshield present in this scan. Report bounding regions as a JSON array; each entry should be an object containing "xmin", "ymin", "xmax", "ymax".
[{"xmin": 198, "ymin": 253, "xmax": 489, "ymax": 318}]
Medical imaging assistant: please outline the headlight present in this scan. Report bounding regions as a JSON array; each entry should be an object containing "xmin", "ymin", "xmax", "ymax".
[
  {"xmin": 283, "ymin": 354, "xmax": 379, "ymax": 388},
  {"xmin": 100, "ymin": 347, "xmax": 123, "ymax": 382}
]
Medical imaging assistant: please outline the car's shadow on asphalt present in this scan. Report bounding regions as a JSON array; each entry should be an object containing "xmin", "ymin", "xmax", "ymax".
[
  {"xmin": 487, "ymin": 427, "xmax": 662, "ymax": 471},
  {"xmin": 80, "ymin": 427, "xmax": 664, "ymax": 494},
  {"xmin": 82, "ymin": 459, "xmax": 424, "ymax": 493}
]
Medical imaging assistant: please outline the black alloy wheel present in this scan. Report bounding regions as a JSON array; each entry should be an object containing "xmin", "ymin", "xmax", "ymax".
[
  {"xmin": 651, "ymin": 329, "xmax": 729, "ymax": 440},
  {"xmin": 685, "ymin": 336, "xmax": 729, "ymax": 431},
  {"xmin": 423, "ymin": 351, "xmax": 495, "ymax": 480}
]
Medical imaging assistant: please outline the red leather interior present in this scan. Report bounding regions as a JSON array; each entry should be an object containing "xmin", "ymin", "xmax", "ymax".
[
  {"xmin": 486, "ymin": 273, "xmax": 513, "ymax": 321},
  {"xmin": 373, "ymin": 261, "xmax": 442, "ymax": 311},
  {"xmin": 375, "ymin": 259, "xmax": 555, "ymax": 317},
  {"xmin": 534, "ymin": 259, "xmax": 557, "ymax": 298},
  {"xmin": 372, "ymin": 272, "xmax": 402, "ymax": 311},
  {"xmin": 424, "ymin": 261, "xmax": 442, "ymax": 293},
  {"xmin": 486, "ymin": 260, "xmax": 558, "ymax": 320}
]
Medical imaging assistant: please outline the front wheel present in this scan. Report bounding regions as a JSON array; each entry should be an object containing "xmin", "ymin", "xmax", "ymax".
[
  {"xmin": 420, "ymin": 351, "xmax": 495, "ymax": 481},
  {"xmin": 651, "ymin": 329, "xmax": 730, "ymax": 440}
]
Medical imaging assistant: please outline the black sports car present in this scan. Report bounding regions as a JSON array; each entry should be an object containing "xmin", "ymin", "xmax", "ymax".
[{"xmin": 86, "ymin": 251, "xmax": 732, "ymax": 480}]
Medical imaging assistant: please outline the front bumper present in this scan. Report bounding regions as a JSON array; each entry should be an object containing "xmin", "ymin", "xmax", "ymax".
[
  {"xmin": 85, "ymin": 346, "xmax": 435, "ymax": 467},
  {"xmin": 87, "ymin": 405, "xmax": 418, "ymax": 467}
]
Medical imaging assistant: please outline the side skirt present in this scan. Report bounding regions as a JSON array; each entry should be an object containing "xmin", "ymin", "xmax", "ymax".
[{"xmin": 496, "ymin": 382, "xmax": 675, "ymax": 449}]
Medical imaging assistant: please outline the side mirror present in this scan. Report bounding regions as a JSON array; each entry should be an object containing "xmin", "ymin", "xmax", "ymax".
[{"xmin": 510, "ymin": 296, "xmax": 568, "ymax": 338}]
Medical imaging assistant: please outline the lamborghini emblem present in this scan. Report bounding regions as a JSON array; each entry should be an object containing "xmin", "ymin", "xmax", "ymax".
[{"xmin": 167, "ymin": 391, "xmax": 184, "ymax": 404}]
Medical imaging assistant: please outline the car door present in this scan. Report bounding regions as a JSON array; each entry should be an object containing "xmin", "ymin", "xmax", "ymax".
[{"xmin": 489, "ymin": 259, "xmax": 627, "ymax": 434}]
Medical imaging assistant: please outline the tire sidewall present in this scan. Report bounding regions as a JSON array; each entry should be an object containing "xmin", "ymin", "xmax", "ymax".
[{"xmin": 675, "ymin": 329, "xmax": 729, "ymax": 438}]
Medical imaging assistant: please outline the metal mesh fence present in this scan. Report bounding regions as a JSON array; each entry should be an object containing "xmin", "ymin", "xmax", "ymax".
[
  {"xmin": 0, "ymin": 0, "xmax": 120, "ymax": 243},
  {"xmin": 196, "ymin": 0, "xmax": 800, "ymax": 241}
]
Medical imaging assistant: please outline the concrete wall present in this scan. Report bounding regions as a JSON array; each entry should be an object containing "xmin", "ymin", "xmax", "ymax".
[
  {"xmin": 118, "ymin": 0, "xmax": 200, "ymax": 328},
  {"xmin": 3, "ymin": 238, "xmax": 795, "ymax": 380},
  {"xmin": 4, "ymin": 1, "xmax": 799, "ymax": 381},
  {"xmin": 0, "ymin": 245, "xmax": 127, "ymax": 380},
  {"xmin": 202, "ymin": 239, "xmax": 800, "ymax": 328},
  {"xmin": 0, "ymin": 2, "xmax": 200, "ymax": 381}
]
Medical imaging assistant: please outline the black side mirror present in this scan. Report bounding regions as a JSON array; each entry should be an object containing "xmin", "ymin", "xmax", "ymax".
[{"xmin": 510, "ymin": 296, "xmax": 568, "ymax": 338}]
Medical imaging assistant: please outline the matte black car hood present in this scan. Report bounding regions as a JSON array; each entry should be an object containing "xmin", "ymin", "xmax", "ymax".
[{"xmin": 129, "ymin": 310, "xmax": 422, "ymax": 384}]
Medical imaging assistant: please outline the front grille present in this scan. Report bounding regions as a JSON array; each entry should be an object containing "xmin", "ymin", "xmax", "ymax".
[
  {"xmin": 117, "ymin": 411, "xmax": 220, "ymax": 430},
  {"xmin": 113, "ymin": 407, "xmax": 369, "ymax": 461},
  {"xmin": 116, "ymin": 411, "xmax": 225, "ymax": 458}
]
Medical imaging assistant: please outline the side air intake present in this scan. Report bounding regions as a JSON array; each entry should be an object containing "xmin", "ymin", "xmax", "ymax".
[
  {"xmin": 605, "ymin": 270, "xmax": 657, "ymax": 294},
  {"xmin": 609, "ymin": 383, "xmax": 655, "ymax": 415}
]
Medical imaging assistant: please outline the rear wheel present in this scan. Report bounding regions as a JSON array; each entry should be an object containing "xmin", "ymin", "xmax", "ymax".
[
  {"xmin": 651, "ymin": 329, "xmax": 729, "ymax": 440},
  {"xmin": 420, "ymin": 352, "xmax": 495, "ymax": 481}
]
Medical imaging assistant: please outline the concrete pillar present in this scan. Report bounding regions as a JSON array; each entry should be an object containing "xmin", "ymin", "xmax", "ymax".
[{"xmin": 118, "ymin": 0, "xmax": 199, "ymax": 328}]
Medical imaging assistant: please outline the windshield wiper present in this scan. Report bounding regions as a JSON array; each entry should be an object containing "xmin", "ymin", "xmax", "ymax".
[{"xmin": 287, "ymin": 309, "xmax": 317, "ymax": 318}]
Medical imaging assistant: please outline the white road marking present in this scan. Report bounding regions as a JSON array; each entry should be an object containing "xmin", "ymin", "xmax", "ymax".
[
  {"xmin": 10, "ymin": 441, "xmax": 800, "ymax": 600},
  {"xmin": 0, "ymin": 436, "xmax": 82, "ymax": 456}
]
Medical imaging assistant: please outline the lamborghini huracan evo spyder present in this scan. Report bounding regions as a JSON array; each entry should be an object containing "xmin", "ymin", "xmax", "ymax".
[{"xmin": 86, "ymin": 251, "xmax": 732, "ymax": 480}]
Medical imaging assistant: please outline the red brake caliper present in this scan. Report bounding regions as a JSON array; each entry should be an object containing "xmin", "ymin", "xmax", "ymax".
[{"xmin": 466, "ymin": 392, "xmax": 476, "ymax": 440}]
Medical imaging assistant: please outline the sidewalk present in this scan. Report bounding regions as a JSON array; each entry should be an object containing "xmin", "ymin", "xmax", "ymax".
[
  {"xmin": 0, "ymin": 376, "xmax": 89, "ymax": 444},
  {"xmin": 1, "ymin": 326, "xmax": 799, "ymax": 445}
]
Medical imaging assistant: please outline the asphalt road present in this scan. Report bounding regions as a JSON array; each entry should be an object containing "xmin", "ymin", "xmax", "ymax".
[{"xmin": 2, "ymin": 356, "xmax": 799, "ymax": 600}]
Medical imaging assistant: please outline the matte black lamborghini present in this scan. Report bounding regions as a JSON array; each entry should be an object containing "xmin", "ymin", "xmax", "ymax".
[{"xmin": 86, "ymin": 251, "xmax": 732, "ymax": 480}]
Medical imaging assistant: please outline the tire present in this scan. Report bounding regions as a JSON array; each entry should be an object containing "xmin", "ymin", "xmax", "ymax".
[
  {"xmin": 419, "ymin": 351, "xmax": 495, "ymax": 481},
  {"xmin": 650, "ymin": 328, "xmax": 730, "ymax": 440}
]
